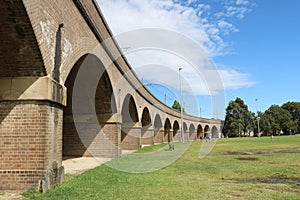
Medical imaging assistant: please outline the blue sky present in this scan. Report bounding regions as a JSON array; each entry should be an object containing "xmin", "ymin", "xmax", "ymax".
[
  {"xmin": 97, "ymin": 0, "xmax": 300, "ymax": 119},
  {"xmin": 214, "ymin": 0, "xmax": 300, "ymax": 114}
]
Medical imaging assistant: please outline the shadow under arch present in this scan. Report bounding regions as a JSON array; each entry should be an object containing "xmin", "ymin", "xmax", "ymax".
[
  {"xmin": 183, "ymin": 122, "xmax": 188, "ymax": 141},
  {"xmin": 153, "ymin": 114, "xmax": 163, "ymax": 144},
  {"xmin": 164, "ymin": 118, "xmax": 172, "ymax": 142},
  {"xmin": 204, "ymin": 125, "xmax": 210, "ymax": 139},
  {"xmin": 172, "ymin": 120, "xmax": 180, "ymax": 142},
  {"xmin": 197, "ymin": 124, "xmax": 204, "ymax": 139},
  {"xmin": 141, "ymin": 107, "xmax": 153, "ymax": 146},
  {"xmin": 189, "ymin": 124, "xmax": 196, "ymax": 140},
  {"xmin": 121, "ymin": 94, "xmax": 139, "ymax": 150},
  {"xmin": 63, "ymin": 53, "xmax": 117, "ymax": 159}
]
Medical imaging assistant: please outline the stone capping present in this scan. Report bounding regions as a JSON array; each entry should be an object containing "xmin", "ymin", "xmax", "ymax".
[{"xmin": 0, "ymin": 76, "xmax": 66, "ymax": 106}]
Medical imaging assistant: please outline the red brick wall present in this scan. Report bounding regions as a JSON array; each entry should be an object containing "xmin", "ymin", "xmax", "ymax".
[
  {"xmin": 121, "ymin": 127, "xmax": 141, "ymax": 150},
  {"xmin": 141, "ymin": 129, "xmax": 154, "ymax": 146},
  {"xmin": 0, "ymin": 100, "xmax": 63, "ymax": 191},
  {"xmin": 63, "ymin": 122, "xmax": 120, "ymax": 158},
  {"xmin": 154, "ymin": 130, "xmax": 164, "ymax": 144},
  {"xmin": 189, "ymin": 132, "xmax": 197, "ymax": 140},
  {"xmin": 163, "ymin": 131, "xmax": 171, "ymax": 143},
  {"xmin": 0, "ymin": 1, "xmax": 45, "ymax": 77},
  {"xmin": 173, "ymin": 132, "xmax": 181, "ymax": 142}
]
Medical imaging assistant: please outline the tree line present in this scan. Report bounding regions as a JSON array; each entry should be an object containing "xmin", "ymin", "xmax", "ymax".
[{"xmin": 223, "ymin": 98, "xmax": 300, "ymax": 137}]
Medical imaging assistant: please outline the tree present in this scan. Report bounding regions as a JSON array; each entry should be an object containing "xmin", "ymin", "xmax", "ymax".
[
  {"xmin": 223, "ymin": 98, "xmax": 255, "ymax": 137},
  {"xmin": 172, "ymin": 100, "xmax": 182, "ymax": 112},
  {"xmin": 282, "ymin": 102, "xmax": 300, "ymax": 133},
  {"xmin": 260, "ymin": 105, "xmax": 296, "ymax": 135}
]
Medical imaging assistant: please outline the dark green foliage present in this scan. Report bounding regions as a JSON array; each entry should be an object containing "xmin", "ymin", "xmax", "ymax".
[
  {"xmin": 223, "ymin": 98, "xmax": 255, "ymax": 137},
  {"xmin": 223, "ymin": 99, "xmax": 300, "ymax": 137},
  {"xmin": 282, "ymin": 102, "xmax": 300, "ymax": 133},
  {"xmin": 260, "ymin": 104, "xmax": 297, "ymax": 135},
  {"xmin": 172, "ymin": 100, "xmax": 184, "ymax": 113}
]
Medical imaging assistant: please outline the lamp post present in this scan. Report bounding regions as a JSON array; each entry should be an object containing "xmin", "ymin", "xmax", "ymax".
[{"xmin": 179, "ymin": 67, "xmax": 184, "ymax": 143}]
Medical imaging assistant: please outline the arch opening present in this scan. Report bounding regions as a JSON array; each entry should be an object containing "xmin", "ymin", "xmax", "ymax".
[
  {"xmin": 121, "ymin": 94, "xmax": 139, "ymax": 150},
  {"xmin": 197, "ymin": 124, "xmax": 203, "ymax": 139},
  {"xmin": 189, "ymin": 124, "xmax": 196, "ymax": 140},
  {"xmin": 153, "ymin": 114, "xmax": 163, "ymax": 144},
  {"xmin": 141, "ymin": 107, "xmax": 153, "ymax": 146},
  {"xmin": 164, "ymin": 118, "xmax": 172, "ymax": 143},
  {"xmin": 172, "ymin": 121, "xmax": 180, "ymax": 142},
  {"xmin": 183, "ymin": 122, "xmax": 188, "ymax": 141},
  {"xmin": 212, "ymin": 126, "xmax": 219, "ymax": 138},
  {"xmin": 204, "ymin": 125, "xmax": 210, "ymax": 139},
  {"xmin": 63, "ymin": 54, "xmax": 117, "ymax": 160}
]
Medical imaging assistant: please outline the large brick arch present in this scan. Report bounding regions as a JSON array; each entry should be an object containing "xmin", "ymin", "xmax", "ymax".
[
  {"xmin": 172, "ymin": 120, "xmax": 180, "ymax": 142},
  {"xmin": 189, "ymin": 124, "xmax": 196, "ymax": 140},
  {"xmin": 183, "ymin": 122, "xmax": 188, "ymax": 141},
  {"xmin": 141, "ymin": 107, "xmax": 152, "ymax": 129},
  {"xmin": 154, "ymin": 114, "xmax": 163, "ymax": 144},
  {"xmin": 197, "ymin": 124, "xmax": 204, "ymax": 139},
  {"xmin": 204, "ymin": 125, "xmax": 210, "ymax": 138},
  {"xmin": 164, "ymin": 118, "xmax": 172, "ymax": 142},
  {"xmin": 61, "ymin": 38, "xmax": 100, "ymax": 84},
  {"xmin": 141, "ymin": 107, "xmax": 153, "ymax": 146},
  {"xmin": 63, "ymin": 53, "xmax": 117, "ymax": 158},
  {"xmin": 121, "ymin": 94, "xmax": 140, "ymax": 150}
]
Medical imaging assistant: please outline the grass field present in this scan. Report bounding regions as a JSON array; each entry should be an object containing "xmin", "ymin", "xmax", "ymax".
[{"xmin": 24, "ymin": 135, "xmax": 300, "ymax": 200}]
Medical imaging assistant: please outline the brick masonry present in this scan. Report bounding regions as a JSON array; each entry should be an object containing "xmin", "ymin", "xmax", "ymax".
[
  {"xmin": 0, "ymin": 0, "xmax": 222, "ymax": 192},
  {"xmin": 0, "ymin": 0, "xmax": 46, "ymax": 77},
  {"xmin": 141, "ymin": 129, "xmax": 155, "ymax": 146},
  {"xmin": 0, "ymin": 100, "xmax": 63, "ymax": 191},
  {"xmin": 121, "ymin": 127, "xmax": 141, "ymax": 150}
]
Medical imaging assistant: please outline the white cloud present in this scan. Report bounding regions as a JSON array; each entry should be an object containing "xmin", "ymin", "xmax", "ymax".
[
  {"xmin": 215, "ymin": 0, "xmax": 254, "ymax": 19},
  {"xmin": 236, "ymin": 0, "xmax": 250, "ymax": 6},
  {"xmin": 225, "ymin": 6, "xmax": 250, "ymax": 19},
  {"xmin": 218, "ymin": 69, "xmax": 255, "ymax": 89},
  {"xmin": 97, "ymin": 0, "xmax": 226, "ymax": 56},
  {"xmin": 96, "ymin": 0, "xmax": 256, "ymax": 95},
  {"xmin": 217, "ymin": 20, "xmax": 239, "ymax": 35}
]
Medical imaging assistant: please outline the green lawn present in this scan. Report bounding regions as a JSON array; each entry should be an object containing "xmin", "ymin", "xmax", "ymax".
[{"xmin": 24, "ymin": 135, "xmax": 300, "ymax": 200}]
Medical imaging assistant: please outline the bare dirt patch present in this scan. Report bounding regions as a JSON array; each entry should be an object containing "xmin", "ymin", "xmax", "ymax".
[
  {"xmin": 236, "ymin": 157, "xmax": 259, "ymax": 161},
  {"xmin": 0, "ymin": 191, "xmax": 24, "ymax": 200},
  {"xmin": 256, "ymin": 174, "xmax": 300, "ymax": 186},
  {"xmin": 223, "ymin": 148, "xmax": 300, "ymax": 156},
  {"xmin": 62, "ymin": 150, "xmax": 135, "ymax": 174},
  {"xmin": 229, "ymin": 174, "xmax": 300, "ymax": 188},
  {"xmin": 62, "ymin": 157, "xmax": 111, "ymax": 175}
]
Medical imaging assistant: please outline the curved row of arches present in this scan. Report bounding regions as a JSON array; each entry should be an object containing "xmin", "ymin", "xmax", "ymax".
[
  {"xmin": 121, "ymin": 97, "xmax": 220, "ymax": 150},
  {"xmin": 62, "ymin": 54, "xmax": 220, "ymax": 159}
]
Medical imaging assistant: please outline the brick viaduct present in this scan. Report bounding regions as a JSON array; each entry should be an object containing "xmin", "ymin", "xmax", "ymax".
[{"xmin": 0, "ymin": 0, "xmax": 222, "ymax": 191}]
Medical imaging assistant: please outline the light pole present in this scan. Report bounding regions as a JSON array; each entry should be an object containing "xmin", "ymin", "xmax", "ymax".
[{"xmin": 179, "ymin": 67, "xmax": 184, "ymax": 143}]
